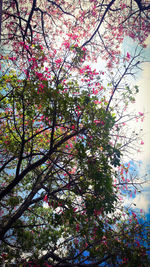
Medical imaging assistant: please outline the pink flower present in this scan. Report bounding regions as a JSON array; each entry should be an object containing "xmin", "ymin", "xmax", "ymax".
[
  {"xmin": 76, "ymin": 224, "xmax": 80, "ymax": 232},
  {"xmin": 94, "ymin": 120, "xmax": 101, "ymax": 124},
  {"xmin": 136, "ymin": 240, "xmax": 140, "ymax": 247},
  {"xmin": 127, "ymin": 52, "xmax": 130, "ymax": 59},
  {"xmin": 74, "ymin": 239, "xmax": 79, "ymax": 244},
  {"xmin": 141, "ymin": 140, "xmax": 144, "ymax": 145},
  {"xmin": 0, "ymin": 210, "xmax": 4, "ymax": 216},
  {"xmin": 55, "ymin": 58, "xmax": 62, "ymax": 64},
  {"xmin": 63, "ymin": 41, "xmax": 70, "ymax": 49},
  {"xmin": 43, "ymin": 195, "xmax": 48, "ymax": 202},
  {"xmin": 132, "ymin": 212, "xmax": 136, "ymax": 218},
  {"xmin": 107, "ymin": 60, "xmax": 113, "ymax": 68},
  {"xmin": 94, "ymin": 120, "xmax": 105, "ymax": 125},
  {"xmin": 93, "ymin": 89, "xmax": 99, "ymax": 95},
  {"xmin": 35, "ymin": 72, "xmax": 43, "ymax": 79}
]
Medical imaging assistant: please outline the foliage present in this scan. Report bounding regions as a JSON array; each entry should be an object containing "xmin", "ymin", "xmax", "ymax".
[{"xmin": 0, "ymin": 0, "xmax": 150, "ymax": 266}]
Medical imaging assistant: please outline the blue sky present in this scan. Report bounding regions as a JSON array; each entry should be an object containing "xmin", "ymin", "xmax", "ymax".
[
  {"xmin": 121, "ymin": 36, "xmax": 150, "ymax": 247},
  {"xmin": 91, "ymin": 34, "xmax": 150, "ymax": 222}
]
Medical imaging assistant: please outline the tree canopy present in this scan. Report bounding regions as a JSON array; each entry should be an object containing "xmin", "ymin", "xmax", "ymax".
[{"xmin": 0, "ymin": 0, "xmax": 150, "ymax": 266}]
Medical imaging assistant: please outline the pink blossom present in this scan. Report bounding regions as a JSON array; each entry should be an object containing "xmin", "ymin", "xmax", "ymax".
[
  {"xmin": 93, "ymin": 89, "xmax": 99, "ymax": 95},
  {"xmin": 55, "ymin": 58, "xmax": 62, "ymax": 64},
  {"xmin": 132, "ymin": 212, "xmax": 136, "ymax": 218},
  {"xmin": 0, "ymin": 210, "xmax": 4, "ymax": 216},
  {"xmin": 85, "ymin": 242, "xmax": 88, "ymax": 248},
  {"xmin": 43, "ymin": 195, "xmax": 48, "ymax": 202},
  {"xmin": 9, "ymin": 57, "xmax": 17, "ymax": 61},
  {"xmin": 136, "ymin": 240, "xmax": 140, "ymax": 247},
  {"xmin": 94, "ymin": 120, "xmax": 101, "ymax": 124},
  {"xmin": 139, "ymin": 112, "xmax": 144, "ymax": 116},
  {"xmin": 63, "ymin": 41, "xmax": 70, "ymax": 49},
  {"xmin": 35, "ymin": 72, "xmax": 43, "ymax": 79},
  {"xmin": 126, "ymin": 52, "xmax": 130, "ymax": 59},
  {"xmin": 141, "ymin": 140, "xmax": 144, "ymax": 145},
  {"xmin": 74, "ymin": 239, "xmax": 79, "ymax": 244},
  {"xmin": 39, "ymin": 83, "xmax": 44, "ymax": 89},
  {"xmin": 76, "ymin": 224, "xmax": 80, "ymax": 232},
  {"xmin": 94, "ymin": 120, "xmax": 105, "ymax": 125}
]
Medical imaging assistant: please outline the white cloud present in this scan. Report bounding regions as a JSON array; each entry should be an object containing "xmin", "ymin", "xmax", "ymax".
[
  {"xmin": 123, "ymin": 182, "xmax": 150, "ymax": 213},
  {"xmin": 144, "ymin": 35, "xmax": 150, "ymax": 46},
  {"xmin": 126, "ymin": 61, "xmax": 150, "ymax": 164},
  {"xmin": 133, "ymin": 192, "xmax": 150, "ymax": 212}
]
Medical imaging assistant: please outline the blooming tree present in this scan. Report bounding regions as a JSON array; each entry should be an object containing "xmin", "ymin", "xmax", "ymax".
[{"xmin": 0, "ymin": 0, "xmax": 150, "ymax": 266}]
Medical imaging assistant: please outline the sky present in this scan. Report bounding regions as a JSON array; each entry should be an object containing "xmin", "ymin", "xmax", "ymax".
[
  {"xmin": 122, "ymin": 36, "xmax": 150, "ymax": 221},
  {"xmin": 133, "ymin": 61, "xmax": 150, "ymax": 216},
  {"xmin": 82, "ymin": 34, "xmax": 150, "ymax": 217},
  {"xmin": 92, "ymin": 33, "xmax": 150, "ymax": 215}
]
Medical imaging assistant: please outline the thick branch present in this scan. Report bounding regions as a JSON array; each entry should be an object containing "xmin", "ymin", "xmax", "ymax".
[
  {"xmin": 134, "ymin": 0, "xmax": 150, "ymax": 11},
  {"xmin": 81, "ymin": 0, "xmax": 116, "ymax": 47},
  {"xmin": 23, "ymin": 0, "xmax": 37, "ymax": 40},
  {"xmin": 0, "ymin": 128, "xmax": 85, "ymax": 200}
]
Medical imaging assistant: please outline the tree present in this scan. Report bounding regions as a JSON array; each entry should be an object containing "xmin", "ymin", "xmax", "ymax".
[{"xmin": 0, "ymin": 0, "xmax": 150, "ymax": 266}]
